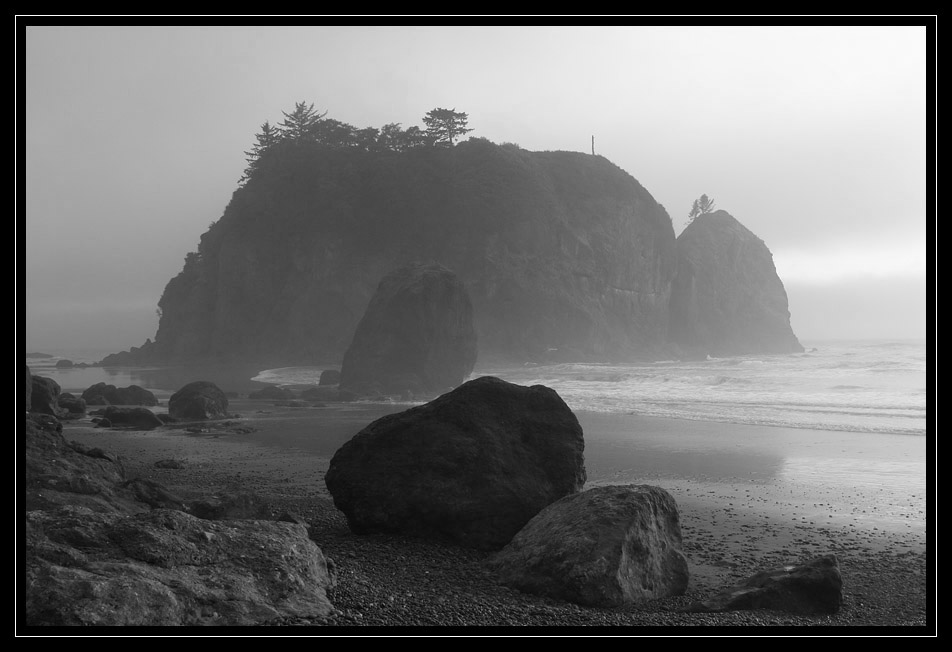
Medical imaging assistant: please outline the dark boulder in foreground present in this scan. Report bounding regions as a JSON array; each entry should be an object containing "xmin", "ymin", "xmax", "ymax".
[
  {"xmin": 30, "ymin": 375, "xmax": 65, "ymax": 417},
  {"xmin": 339, "ymin": 262, "xmax": 477, "ymax": 397},
  {"xmin": 101, "ymin": 406, "xmax": 163, "ymax": 429},
  {"xmin": 488, "ymin": 484, "xmax": 689, "ymax": 606},
  {"xmin": 81, "ymin": 383, "xmax": 158, "ymax": 407},
  {"xmin": 168, "ymin": 381, "xmax": 229, "ymax": 421},
  {"xmin": 325, "ymin": 376, "xmax": 585, "ymax": 550},
  {"xmin": 688, "ymin": 554, "xmax": 843, "ymax": 615},
  {"xmin": 25, "ymin": 506, "xmax": 337, "ymax": 626},
  {"xmin": 669, "ymin": 210, "xmax": 803, "ymax": 357}
]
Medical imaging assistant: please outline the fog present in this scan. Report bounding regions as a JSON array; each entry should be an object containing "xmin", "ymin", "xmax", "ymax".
[{"xmin": 20, "ymin": 23, "xmax": 931, "ymax": 354}]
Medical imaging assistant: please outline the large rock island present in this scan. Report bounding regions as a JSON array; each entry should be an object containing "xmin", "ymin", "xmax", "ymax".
[
  {"xmin": 110, "ymin": 140, "xmax": 678, "ymax": 366},
  {"xmin": 101, "ymin": 138, "xmax": 802, "ymax": 368}
]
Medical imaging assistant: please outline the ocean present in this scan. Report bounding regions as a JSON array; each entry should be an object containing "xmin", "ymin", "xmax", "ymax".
[{"xmin": 26, "ymin": 339, "xmax": 927, "ymax": 438}]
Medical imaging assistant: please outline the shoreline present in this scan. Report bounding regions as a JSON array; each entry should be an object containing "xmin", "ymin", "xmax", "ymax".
[{"xmin": 56, "ymin": 401, "xmax": 930, "ymax": 629}]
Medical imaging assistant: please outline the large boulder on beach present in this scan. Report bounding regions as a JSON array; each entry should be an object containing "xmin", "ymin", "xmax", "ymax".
[
  {"xmin": 338, "ymin": 262, "xmax": 478, "ymax": 397},
  {"xmin": 25, "ymin": 505, "xmax": 337, "ymax": 626},
  {"xmin": 101, "ymin": 406, "xmax": 163, "ymax": 429},
  {"xmin": 81, "ymin": 383, "xmax": 158, "ymax": 407},
  {"xmin": 488, "ymin": 484, "xmax": 689, "ymax": 606},
  {"xmin": 30, "ymin": 375, "xmax": 65, "ymax": 417},
  {"xmin": 168, "ymin": 381, "xmax": 229, "ymax": 420},
  {"xmin": 325, "ymin": 376, "xmax": 586, "ymax": 550},
  {"xmin": 688, "ymin": 553, "xmax": 843, "ymax": 615}
]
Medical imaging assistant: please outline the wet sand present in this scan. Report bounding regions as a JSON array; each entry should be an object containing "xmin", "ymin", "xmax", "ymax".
[{"xmin": 61, "ymin": 398, "xmax": 929, "ymax": 611}]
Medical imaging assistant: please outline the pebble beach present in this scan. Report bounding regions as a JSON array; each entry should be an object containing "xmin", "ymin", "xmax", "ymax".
[{"xmin": 58, "ymin": 397, "xmax": 932, "ymax": 634}]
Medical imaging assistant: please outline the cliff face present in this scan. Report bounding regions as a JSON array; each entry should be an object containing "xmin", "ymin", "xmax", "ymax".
[
  {"xmin": 148, "ymin": 140, "xmax": 679, "ymax": 365},
  {"xmin": 668, "ymin": 210, "xmax": 804, "ymax": 357}
]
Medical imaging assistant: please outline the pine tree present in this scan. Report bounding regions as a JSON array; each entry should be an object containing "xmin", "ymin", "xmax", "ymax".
[
  {"xmin": 278, "ymin": 101, "xmax": 327, "ymax": 141},
  {"xmin": 422, "ymin": 108, "xmax": 473, "ymax": 146},
  {"xmin": 239, "ymin": 121, "xmax": 281, "ymax": 184},
  {"xmin": 687, "ymin": 194, "xmax": 716, "ymax": 224}
]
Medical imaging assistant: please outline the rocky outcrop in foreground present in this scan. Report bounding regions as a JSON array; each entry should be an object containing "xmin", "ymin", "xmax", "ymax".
[
  {"xmin": 30, "ymin": 375, "xmax": 66, "ymax": 418},
  {"xmin": 26, "ymin": 506, "xmax": 336, "ymax": 626},
  {"xmin": 339, "ymin": 262, "xmax": 478, "ymax": 397},
  {"xmin": 23, "ymin": 408, "xmax": 337, "ymax": 626},
  {"xmin": 325, "ymin": 376, "xmax": 586, "ymax": 550},
  {"xmin": 669, "ymin": 210, "xmax": 803, "ymax": 357},
  {"xmin": 488, "ymin": 484, "xmax": 689, "ymax": 606}
]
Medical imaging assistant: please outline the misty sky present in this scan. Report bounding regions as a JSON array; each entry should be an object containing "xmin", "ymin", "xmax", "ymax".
[{"xmin": 20, "ymin": 23, "xmax": 931, "ymax": 354}]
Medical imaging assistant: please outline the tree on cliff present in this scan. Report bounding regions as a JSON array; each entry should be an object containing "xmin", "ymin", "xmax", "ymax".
[
  {"xmin": 687, "ymin": 194, "xmax": 716, "ymax": 224},
  {"xmin": 278, "ymin": 101, "xmax": 328, "ymax": 141},
  {"xmin": 239, "ymin": 121, "xmax": 281, "ymax": 184},
  {"xmin": 423, "ymin": 108, "xmax": 472, "ymax": 146}
]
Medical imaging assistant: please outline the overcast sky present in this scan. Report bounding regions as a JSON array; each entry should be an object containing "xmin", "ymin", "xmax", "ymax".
[{"xmin": 20, "ymin": 23, "xmax": 931, "ymax": 354}]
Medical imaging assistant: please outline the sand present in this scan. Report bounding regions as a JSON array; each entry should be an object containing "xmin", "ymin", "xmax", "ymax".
[{"xmin": 58, "ymin": 399, "xmax": 932, "ymax": 631}]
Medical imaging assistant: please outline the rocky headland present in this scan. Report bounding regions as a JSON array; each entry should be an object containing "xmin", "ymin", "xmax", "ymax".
[{"xmin": 99, "ymin": 140, "xmax": 801, "ymax": 371}]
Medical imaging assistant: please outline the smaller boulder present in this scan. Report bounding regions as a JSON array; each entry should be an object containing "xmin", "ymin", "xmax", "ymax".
[
  {"xmin": 687, "ymin": 554, "xmax": 843, "ymax": 615},
  {"xmin": 102, "ymin": 406, "xmax": 163, "ymax": 430},
  {"xmin": 57, "ymin": 393, "xmax": 87, "ymax": 415},
  {"xmin": 488, "ymin": 484, "xmax": 689, "ymax": 607},
  {"xmin": 81, "ymin": 383, "xmax": 157, "ymax": 407},
  {"xmin": 55, "ymin": 359, "xmax": 74, "ymax": 368},
  {"xmin": 319, "ymin": 369, "xmax": 341, "ymax": 386},
  {"xmin": 168, "ymin": 381, "xmax": 229, "ymax": 421}
]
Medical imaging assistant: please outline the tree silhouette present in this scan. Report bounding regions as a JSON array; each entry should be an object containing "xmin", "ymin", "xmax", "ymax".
[
  {"xmin": 240, "ymin": 121, "xmax": 281, "ymax": 184},
  {"xmin": 278, "ymin": 101, "xmax": 327, "ymax": 141},
  {"xmin": 422, "ymin": 108, "xmax": 472, "ymax": 146},
  {"xmin": 687, "ymin": 194, "xmax": 716, "ymax": 224}
]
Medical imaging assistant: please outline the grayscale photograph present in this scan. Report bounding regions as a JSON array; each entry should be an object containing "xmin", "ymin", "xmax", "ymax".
[{"xmin": 18, "ymin": 20, "xmax": 933, "ymax": 635}]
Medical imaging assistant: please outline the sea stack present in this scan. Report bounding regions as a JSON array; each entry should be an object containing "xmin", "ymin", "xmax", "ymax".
[
  {"xmin": 668, "ymin": 210, "xmax": 804, "ymax": 357},
  {"xmin": 338, "ymin": 262, "xmax": 478, "ymax": 397}
]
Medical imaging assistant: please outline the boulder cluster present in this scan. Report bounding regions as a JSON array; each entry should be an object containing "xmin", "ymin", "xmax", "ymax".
[
  {"xmin": 23, "ymin": 363, "xmax": 843, "ymax": 622},
  {"xmin": 23, "ymin": 369, "xmax": 337, "ymax": 626}
]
